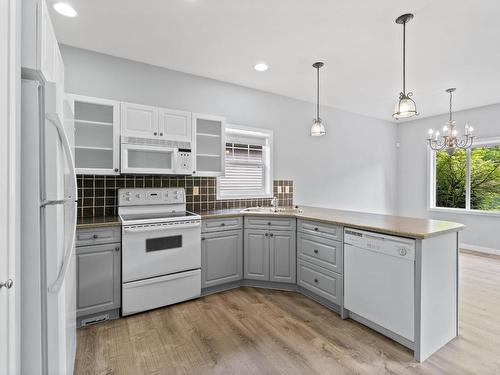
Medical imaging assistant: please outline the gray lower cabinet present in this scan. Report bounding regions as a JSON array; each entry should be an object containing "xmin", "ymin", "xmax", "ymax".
[
  {"xmin": 201, "ymin": 229, "xmax": 243, "ymax": 288},
  {"xmin": 270, "ymin": 231, "xmax": 296, "ymax": 283},
  {"xmin": 76, "ymin": 227, "xmax": 121, "ymax": 326},
  {"xmin": 244, "ymin": 229, "xmax": 296, "ymax": 284}
]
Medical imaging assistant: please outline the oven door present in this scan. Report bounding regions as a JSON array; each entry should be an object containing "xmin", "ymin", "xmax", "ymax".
[
  {"xmin": 122, "ymin": 220, "xmax": 201, "ymax": 283},
  {"xmin": 121, "ymin": 143, "xmax": 177, "ymax": 174}
]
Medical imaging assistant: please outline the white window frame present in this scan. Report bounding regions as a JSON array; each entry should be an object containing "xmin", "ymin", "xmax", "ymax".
[
  {"xmin": 428, "ymin": 136, "xmax": 500, "ymax": 217},
  {"xmin": 217, "ymin": 124, "xmax": 273, "ymax": 200}
]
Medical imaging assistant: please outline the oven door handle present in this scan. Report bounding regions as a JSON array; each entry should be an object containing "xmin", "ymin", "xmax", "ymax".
[{"xmin": 123, "ymin": 222, "xmax": 201, "ymax": 233}]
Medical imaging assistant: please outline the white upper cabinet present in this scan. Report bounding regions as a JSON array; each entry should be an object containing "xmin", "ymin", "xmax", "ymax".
[
  {"xmin": 193, "ymin": 113, "xmax": 226, "ymax": 176},
  {"xmin": 120, "ymin": 102, "xmax": 159, "ymax": 138},
  {"xmin": 22, "ymin": 0, "xmax": 61, "ymax": 83},
  {"xmin": 158, "ymin": 108, "xmax": 192, "ymax": 142},
  {"xmin": 69, "ymin": 95, "xmax": 121, "ymax": 175}
]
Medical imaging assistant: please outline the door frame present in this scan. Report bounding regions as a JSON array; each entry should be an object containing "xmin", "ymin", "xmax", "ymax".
[{"xmin": 0, "ymin": 0, "xmax": 20, "ymax": 373}]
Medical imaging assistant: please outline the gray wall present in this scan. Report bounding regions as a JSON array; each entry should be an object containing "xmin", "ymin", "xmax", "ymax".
[
  {"xmin": 61, "ymin": 45, "xmax": 398, "ymax": 214},
  {"xmin": 397, "ymin": 104, "xmax": 500, "ymax": 251}
]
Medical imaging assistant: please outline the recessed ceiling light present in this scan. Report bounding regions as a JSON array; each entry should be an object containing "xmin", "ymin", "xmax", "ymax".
[
  {"xmin": 53, "ymin": 2, "xmax": 78, "ymax": 17},
  {"xmin": 254, "ymin": 63, "xmax": 268, "ymax": 72}
]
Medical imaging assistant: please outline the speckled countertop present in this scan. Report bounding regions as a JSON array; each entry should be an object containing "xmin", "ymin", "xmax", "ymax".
[
  {"xmin": 76, "ymin": 216, "xmax": 121, "ymax": 229},
  {"xmin": 199, "ymin": 206, "xmax": 465, "ymax": 239},
  {"xmin": 77, "ymin": 206, "xmax": 464, "ymax": 239}
]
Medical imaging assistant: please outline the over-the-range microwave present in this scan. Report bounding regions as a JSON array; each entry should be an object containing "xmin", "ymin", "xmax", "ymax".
[{"xmin": 121, "ymin": 136, "xmax": 193, "ymax": 175}]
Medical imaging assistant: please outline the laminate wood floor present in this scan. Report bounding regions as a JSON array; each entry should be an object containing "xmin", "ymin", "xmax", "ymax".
[{"xmin": 75, "ymin": 252, "xmax": 500, "ymax": 375}]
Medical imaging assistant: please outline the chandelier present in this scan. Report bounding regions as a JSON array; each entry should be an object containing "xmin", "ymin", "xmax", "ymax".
[{"xmin": 427, "ymin": 88, "xmax": 475, "ymax": 155}]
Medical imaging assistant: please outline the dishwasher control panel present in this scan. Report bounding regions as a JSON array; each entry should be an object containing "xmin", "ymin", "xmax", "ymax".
[{"xmin": 344, "ymin": 228, "xmax": 416, "ymax": 261}]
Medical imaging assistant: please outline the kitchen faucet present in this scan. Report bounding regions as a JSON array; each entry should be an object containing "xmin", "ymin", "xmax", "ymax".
[{"xmin": 270, "ymin": 197, "xmax": 278, "ymax": 211}]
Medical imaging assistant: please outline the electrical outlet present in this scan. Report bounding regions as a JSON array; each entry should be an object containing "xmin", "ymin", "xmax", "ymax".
[
  {"xmin": 285, "ymin": 186, "xmax": 290, "ymax": 193},
  {"xmin": 193, "ymin": 186, "xmax": 199, "ymax": 195}
]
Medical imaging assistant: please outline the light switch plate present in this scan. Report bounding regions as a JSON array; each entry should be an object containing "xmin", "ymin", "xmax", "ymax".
[{"xmin": 193, "ymin": 186, "xmax": 199, "ymax": 195}]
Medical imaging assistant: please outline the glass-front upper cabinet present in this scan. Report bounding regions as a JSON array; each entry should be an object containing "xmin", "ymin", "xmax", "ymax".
[
  {"xmin": 68, "ymin": 94, "xmax": 120, "ymax": 175},
  {"xmin": 192, "ymin": 113, "xmax": 226, "ymax": 176}
]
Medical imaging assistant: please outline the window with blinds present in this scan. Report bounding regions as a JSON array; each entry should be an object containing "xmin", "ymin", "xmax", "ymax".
[{"xmin": 217, "ymin": 127, "xmax": 273, "ymax": 199}]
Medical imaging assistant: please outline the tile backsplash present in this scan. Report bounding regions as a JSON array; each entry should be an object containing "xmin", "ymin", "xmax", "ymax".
[{"xmin": 77, "ymin": 175, "xmax": 294, "ymax": 218}]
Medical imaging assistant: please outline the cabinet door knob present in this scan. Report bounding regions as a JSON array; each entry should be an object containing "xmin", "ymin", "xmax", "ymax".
[
  {"xmin": 0, "ymin": 279, "xmax": 13, "ymax": 289},
  {"xmin": 93, "ymin": 234, "xmax": 99, "ymax": 239},
  {"xmin": 159, "ymin": 132, "xmax": 163, "ymax": 136},
  {"xmin": 220, "ymin": 223, "xmax": 225, "ymax": 226},
  {"xmin": 314, "ymin": 227, "xmax": 319, "ymax": 231},
  {"xmin": 314, "ymin": 249, "xmax": 319, "ymax": 254},
  {"xmin": 115, "ymin": 247, "xmax": 120, "ymax": 252},
  {"xmin": 201, "ymin": 237, "xmax": 206, "ymax": 241},
  {"xmin": 314, "ymin": 278, "xmax": 319, "ymax": 283},
  {"xmin": 265, "ymin": 233, "xmax": 269, "ymax": 237},
  {"xmin": 114, "ymin": 168, "xmax": 119, "ymax": 172},
  {"xmin": 153, "ymin": 132, "xmax": 157, "ymax": 136},
  {"xmin": 270, "ymin": 233, "xmax": 274, "ymax": 237},
  {"xmin": 267, "ymin": 222, "xmax": 271, "ymax": 225}
]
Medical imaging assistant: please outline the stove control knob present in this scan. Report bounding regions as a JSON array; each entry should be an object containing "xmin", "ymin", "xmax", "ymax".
[
  {"xmin": 126, "ymin": 197, "xmax": 131, "ymax": 201},
  {"xmin": 136, "ymin": 193, "xmax": 142, "ymax": 199}
]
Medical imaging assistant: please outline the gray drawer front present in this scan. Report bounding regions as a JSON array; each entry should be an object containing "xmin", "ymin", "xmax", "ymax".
[
  {"xmin": 297, "ymin": 259, "xmax": 342, "ymax": 306},
  {"xmin": 202, "ymin": 217, "xmax": 243, "ymax": 233},
  {"xmin": 298, "ymin": 219, "xmax": 342, "ymax": 241},
  {"xmin": 244, "ymin": 216, "xmax": 296, "ymax": 231},
  {"xmin": 76, "ymin": 226, "xmax": 121, "ymax": 247},
  {"xmin": 298, "ymin": 233, "xmax": 342, "ymax": 274}
]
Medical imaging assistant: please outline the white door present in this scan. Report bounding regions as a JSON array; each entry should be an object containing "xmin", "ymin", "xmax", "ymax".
[
  {"xmin": 1, "ymin": 0, "xmax": 19, "ymax": 373},
  {"xmin": 158, "ymin": 108, "xmax": 192, "ymax": 142},
  {"xmin": 121, "ymin": 102, "xmax": 158, "ymax": 138}
]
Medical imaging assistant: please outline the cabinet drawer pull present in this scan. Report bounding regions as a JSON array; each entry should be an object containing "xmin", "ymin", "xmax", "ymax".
[
  {"xmin": 270, "ymin": 233, "xmax": 274, "ymax": 237},
  {"xmin": 267, "ymin": 222, "xmax": 271, "ymax": 225},
  {"xmin": 115, "ymin": 247, "xmax": 120, "ymax": 252},
  {"xmin": 201, "ymin": 237, "xmax": 206, "ymax": 241},
  {"xmin": 220, "ymin": 223, "xmax": 225, "ymax": 226},
  {"xmin": 114, "ymin": 168, "xmax": 119, "ymax": 172},
  {"xmin": 93, "ymin": 234, "xmax": 99, "ymax": 239},
  {"xmin": 314, "ymin": 278, "xmax": 319, "ymax": 283},
  {"xmin": 314, "ymin": 227, "xmax": 319, "ymax": 231},
  {"xmin": 265, "ymin": 233, "xmax": 269, "ymax": 237},
  {"xmin": 314, "ymin": 249, "xmax": 319, "ymax": 254},
  {"xmin": 153, "ymin": 132, "xmax": 157, "ymax": 136},
  {"xmin": 160, "ymin": 132, "xmax": 163, "ymax": 136}
]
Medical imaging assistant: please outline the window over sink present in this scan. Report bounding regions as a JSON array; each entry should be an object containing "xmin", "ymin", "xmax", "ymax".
[
  {"xmin": 217, "ymin": 125, "xmax": 273, "ymax": 199},
  {"xmin": 429, "ymin": 137, "xmax": 500, "ymax": 214}
]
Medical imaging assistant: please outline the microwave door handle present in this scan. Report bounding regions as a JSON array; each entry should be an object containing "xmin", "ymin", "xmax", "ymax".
[{"xmin": 123, "ymin": 222, "xmax": 201, "ymax": 233}]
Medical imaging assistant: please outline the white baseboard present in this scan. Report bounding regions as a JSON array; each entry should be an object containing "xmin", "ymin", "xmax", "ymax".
[{"xmin": 460, "ymin": 243, "xmax": 500, "ymax": 256}]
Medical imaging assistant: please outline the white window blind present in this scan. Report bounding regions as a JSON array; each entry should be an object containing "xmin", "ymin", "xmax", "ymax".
[{"xmin": 217, "ymin": 126, "xmax": 273, "ymax": 199}]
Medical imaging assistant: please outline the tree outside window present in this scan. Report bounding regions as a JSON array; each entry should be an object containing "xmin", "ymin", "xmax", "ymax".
[{"xmin": 434, "ymin": 141, "xmax": 500, "ymax": 212}]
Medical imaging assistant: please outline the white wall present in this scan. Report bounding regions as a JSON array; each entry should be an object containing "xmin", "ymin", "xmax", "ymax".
[
  {"xmin": 60, "ymin": 45, "xmax": 398, "ymax": 214},
  {"xmin": 397, "ymin": 104, "xmax": 500, "ymax": 252}
]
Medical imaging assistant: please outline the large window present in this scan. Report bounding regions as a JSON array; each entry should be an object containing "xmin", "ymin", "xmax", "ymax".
[
  {"xmin": 431, "ymin": 138, "xmax": 500, "ymax": 213},
  {"xmin": 217, "ymin": 125, "xmax": 273, "ymax": 199}
]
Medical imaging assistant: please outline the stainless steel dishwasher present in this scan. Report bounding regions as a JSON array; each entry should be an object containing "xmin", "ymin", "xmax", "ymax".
[{"xmin": 344, "ymin": 228, "xmax": 416, "ymax": 343}]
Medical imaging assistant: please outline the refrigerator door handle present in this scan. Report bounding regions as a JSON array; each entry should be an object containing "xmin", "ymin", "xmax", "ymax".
[{"xmin": 45, "ymin": 112, "xmax": 78, "ymax": 294}]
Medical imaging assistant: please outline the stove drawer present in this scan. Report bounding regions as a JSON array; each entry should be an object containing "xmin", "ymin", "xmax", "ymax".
[{"xmin": 122, "ymin": 269, "xmax": 201, "ymax": 316}]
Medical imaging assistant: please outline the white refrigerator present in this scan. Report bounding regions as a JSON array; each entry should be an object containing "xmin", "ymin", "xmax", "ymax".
[{"xmin": 21, "ymin": 79, "xmax": 77, "ymax": 374}]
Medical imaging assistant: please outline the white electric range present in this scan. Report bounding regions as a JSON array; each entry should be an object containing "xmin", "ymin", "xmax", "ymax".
[{"xmin": 118, "ymin": 188, "xmax": 201, "ymax": 316}]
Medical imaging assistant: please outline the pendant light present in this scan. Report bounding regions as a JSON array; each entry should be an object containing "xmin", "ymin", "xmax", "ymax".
[
  {"xmin": 427, "ymin": 88, "xmax": 475, "ymax": 155},
  {"xmin": 393, "ymin": 13, "xmax": 418, "ymax": 119},
  {"xmin": 311, "ymin": 62, "xmax": 326, "ymax": 136}
]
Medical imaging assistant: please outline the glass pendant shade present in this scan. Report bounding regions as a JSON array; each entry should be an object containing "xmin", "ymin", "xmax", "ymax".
[
  {"xmin": 393, "ymin": 94, "xmax": 417, "ymax": 119},
  {"xmin": 311, "ymin": 118, "xmax": 326, "ymax": 136}
]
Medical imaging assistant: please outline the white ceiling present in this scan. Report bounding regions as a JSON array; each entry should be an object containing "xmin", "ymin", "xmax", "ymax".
[{"xmin": 49, "ymin": 0, "xmax": 500, "ymax": 122}]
